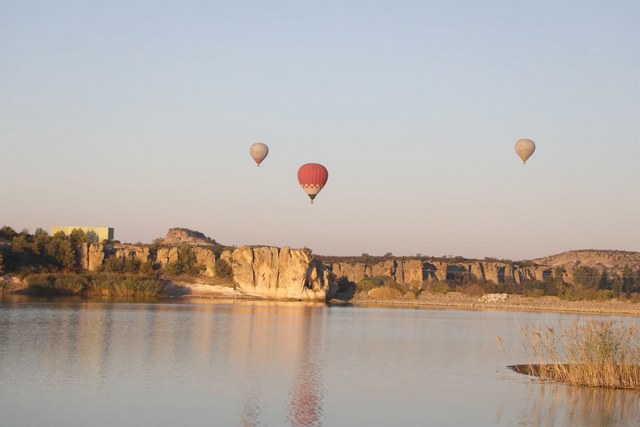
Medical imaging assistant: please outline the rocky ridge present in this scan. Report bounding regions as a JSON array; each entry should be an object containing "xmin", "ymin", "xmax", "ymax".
[{"xmin": 79, "ymin": 241, "xmax": 335, "ymax": 302}]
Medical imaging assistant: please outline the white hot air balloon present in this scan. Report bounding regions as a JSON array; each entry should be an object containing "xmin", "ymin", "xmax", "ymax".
[
  {"xmin": 515, "ymin": 139, "xmax": 535, "ymax": 164},
  {"xmin": 250, "ymin": 143, "xmax": 269, "ymax": 166}
]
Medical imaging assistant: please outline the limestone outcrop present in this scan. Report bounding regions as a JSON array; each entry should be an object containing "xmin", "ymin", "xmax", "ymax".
[
  {"xmin": 230, "ymin": 246, "xmax": 335, "ymax": 301},
  {"xmin": 329, "ymin": 258, "xmax": 553, "ymax": 287},
  {"xmin": 163, "ymin": 228, "xmax": 218, "ymax": 246},
  {"xmin": 78, "ymin": 241, "xmax": 335, "ymax": 301}
]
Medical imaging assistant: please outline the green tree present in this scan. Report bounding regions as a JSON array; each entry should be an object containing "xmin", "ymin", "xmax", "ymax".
[
  {"xmin": 215, "ymin": 258, "xmax": 233, "ymax": 279},
  {"xmin": 0, "ymin": 226, "xmax": 18, "ymax": 240},
  {"xmin": 622, "ymin": 265, "xmax": 635, "ymax": 295},
  {"xmin": 573, "ymin": 266, "xmax": 601, "ymax": 290},
  {"xmin": 166, "ymin": 244, "xmax": 199, "ymax": 275},
  {"xmin": 11, "ymin": 234, "xmax": 31, "ymax": 253},
  {"xmin": 31, "ymin": 228, "xmax": 50, "ymax": 256},
  {"xmin": 44, "ymin": 233, "xmax": 75, "ymax": 268}
]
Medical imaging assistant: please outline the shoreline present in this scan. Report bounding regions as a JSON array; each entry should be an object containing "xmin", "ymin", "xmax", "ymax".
[
  {"xmin": 3, "ymin": 276, "xmax": 639, "ymax": 315},
  {"xmin": 340, "ymin": 292, "xmax": 640, "ymax": 316}
]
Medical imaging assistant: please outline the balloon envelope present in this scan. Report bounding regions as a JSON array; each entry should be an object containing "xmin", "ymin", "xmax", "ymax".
[
  {"xmin": 250, "ymin": 143, "xmax": 269, "ymax": 166},
  {"xmin": 515, "ymin": 139, "xmax": 535, "ymax": 164},
  {"xmin": 297, "ymin": 163, "xmax": 328, "ymax": 203}
]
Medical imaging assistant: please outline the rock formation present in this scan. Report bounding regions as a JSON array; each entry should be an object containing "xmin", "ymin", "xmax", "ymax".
[
  {"xmin": 162, "ymin": 228, "xmax": 219, "ymax": 246},
  {"xmin": 230, "ymin": 246, "xmax": 335, "ymax": 301},
  {"xmin": 328, "ymin": 258, "xmax": 553, "ymax": 287}
]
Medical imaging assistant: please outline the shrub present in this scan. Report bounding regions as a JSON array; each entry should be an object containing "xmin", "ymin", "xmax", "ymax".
[
  {"xmin": 26, "ymin": 273, "xmax": 87, "ymax": 295},
  {"xmin": 461, "ymin": 283, "xmax": 484, "ymax": 297},
  {"xmin": 424, "ymin": 281, "xmax": 449, "ymax": 294},
  {"xmin": 525, "ymin": 288, "xmax": 545, "ymax": 298},
  {"xmin": 368, "ymin": 286, "xmax": 403, "ymax": 300},
  {"xmin": 165, "ymin": 244, "xmax": 199, "ymax": 276},
  {"xmin": 123, "ymin": 259, "xmax": 141, "ymax": 273},
  {"xmin": 103, "ymin": 256, "xmax": 125, "ymax": 273},
  {"xmin": 215, "ymin": 258, "xmax": 233, "ymax": 279},
  {"xmin": 140, "ymin": 260, "xmax": 154, "ymax": 274},
  {"xmin": 357, "ymin": 276, "xmax": 385, "ymax": 293}
]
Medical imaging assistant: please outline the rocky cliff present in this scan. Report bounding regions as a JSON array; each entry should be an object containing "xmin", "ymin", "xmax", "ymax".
[
  {"xmin": 79, "ymin": 242, "xmax": 335, "ymax": 302},
  {"xmin": 329, "ymin": 258, "xmax": 552, "ymax": 287}
]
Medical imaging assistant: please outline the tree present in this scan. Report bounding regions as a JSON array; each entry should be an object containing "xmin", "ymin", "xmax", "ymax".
[
  {"xmin": 215, "ymin": 258, "xmax": 233, "ymax": 279},
  {"xmin": 0, "ymin": 226, "xmax": 17, "ymax": 240},
  {"xmin": 573, "ymin": 266, "xmax": 600, "ymax": 289},
  {"xmin": 44, "ymin": 233, "xmax": 75, "ymax": 268},
  {"xmin": 622, "ymin": 265, "xmax": 635, "ymax": 296},
  {"xmin": 31, "ymin": 228, "xmax": 50, "ymax": 256},
  {"xmin": 166, "ymin": 244, "xmax": 199, "ymax": 275}
]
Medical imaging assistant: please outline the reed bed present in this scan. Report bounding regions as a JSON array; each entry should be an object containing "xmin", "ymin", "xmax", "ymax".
[
  {"xmin": 87, "ymin": 273, "xmax": 166, "ymax": 297},
  {"xmin": 517, "ymin": 320, "xmax": 640, "ymax": 390}
]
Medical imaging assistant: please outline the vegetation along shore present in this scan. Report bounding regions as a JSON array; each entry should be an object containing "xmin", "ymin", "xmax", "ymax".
[{"xmin": 1, "ymin": 226, "xmax": 639, "ymax": 315}]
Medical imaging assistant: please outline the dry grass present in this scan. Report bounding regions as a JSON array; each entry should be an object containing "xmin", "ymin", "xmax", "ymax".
[
  {"xmin": 516, "ymin": 320, "xmax": 640, "ymax": 389},
  {"xmin": 368, "ymin": 286, "xmax": 403, "ymax": 300}
]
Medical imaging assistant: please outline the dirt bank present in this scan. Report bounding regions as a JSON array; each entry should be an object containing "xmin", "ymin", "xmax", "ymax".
[{"xmin": 340, "ymin": 292, "xmax": 640, "ymax": 315}]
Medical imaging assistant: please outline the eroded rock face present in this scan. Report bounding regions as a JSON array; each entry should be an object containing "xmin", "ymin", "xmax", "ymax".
[
  {"xmin": 156, "ymin": 247, "xmax": 179, "ymax": 267},
  {"xmin": 330, "ymin": 259, "xmax": 554, "ymax": 287},
  {"xmin": 231, "ymin": 246, "xmax": 336, "ymax": 301},
  {"xmin": 194, "ymin": 247, "xmax": 216, "ymax": 277},
  {"xmin": 111, "ymin": 244, "xmax": 151, "ymax": 263},
  {"xmin": 87, "ymin": 243, "xmax": 105, "ymax": 271}
]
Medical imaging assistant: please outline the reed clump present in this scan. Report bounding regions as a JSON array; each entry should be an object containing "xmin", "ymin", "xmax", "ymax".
[
  {"xmin": 519, "ymin": 320, "xmax": 640, "ymax": 389},
  {"xmin": 88, "ymin": 273, "xmax": 166, "ymax": 297}
]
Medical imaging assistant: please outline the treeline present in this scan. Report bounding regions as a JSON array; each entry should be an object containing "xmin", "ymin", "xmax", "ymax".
[
  {"xmin": 0, "ymin": 225, "xmax": 233, "ymax": 281},
  {"xmin": 0, "ymin": 226, "xmax": 92, "ymax": 273}
]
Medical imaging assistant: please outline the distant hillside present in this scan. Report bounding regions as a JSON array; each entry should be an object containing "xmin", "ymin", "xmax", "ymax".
[{"xmin": 533, "ymin": 250, "xmax": 640, "ymax": 275}]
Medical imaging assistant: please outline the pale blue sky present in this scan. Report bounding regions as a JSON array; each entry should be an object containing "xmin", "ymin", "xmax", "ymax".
[{"xmin": 1, "ymin": 0, "xmax": 638, "ymax": 260}]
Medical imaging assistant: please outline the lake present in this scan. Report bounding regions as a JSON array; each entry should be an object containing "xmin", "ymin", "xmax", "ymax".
[{"xmin": 0, "ymin": 296, "xmax": 638, "ymax": 426}]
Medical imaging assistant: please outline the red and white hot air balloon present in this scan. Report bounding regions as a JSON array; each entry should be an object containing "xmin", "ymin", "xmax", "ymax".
[
  {"xmin": 250, "ymin": 143, "xmax": 269, "ymax": 166},
  {"xmin": 297, "ymin": 163, "xmax": 328, "ymax": 204}
]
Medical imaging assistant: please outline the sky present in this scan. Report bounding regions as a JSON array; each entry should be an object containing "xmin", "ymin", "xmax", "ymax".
[{"xmin": 1, "ymin": 0, "xmax": 639, "ymax": 260}]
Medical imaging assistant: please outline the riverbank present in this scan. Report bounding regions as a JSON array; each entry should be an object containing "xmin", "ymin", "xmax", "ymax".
[
  {"xmin": 167, "ymin": 280, "xmax": 640, "ymax": 315},
  {"xmin": 3, "ymin": 275, "xmax": 639, "ymax": 315},
  {"xmin": 344, "ymin": 292, "xmax": 640, "ymax": 315}
]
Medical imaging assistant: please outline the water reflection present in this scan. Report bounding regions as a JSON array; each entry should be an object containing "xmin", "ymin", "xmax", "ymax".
[
  {"xmin": 516, "ymin": 381, "xmax": 640, "ymax": 427},
  {"xmin": 1, "ymin": 297, "xmax": 638, "ymax": 426}
]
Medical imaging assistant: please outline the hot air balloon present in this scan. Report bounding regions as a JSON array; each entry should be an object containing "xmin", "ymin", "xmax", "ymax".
[
  {"xmin": 250, "ymin": 143, "xmax": 269, "ymax": 166},
  {"xmin": 297, "ymin": 163, "xmax": 328, "ymax": 204},
  {"xmin": 515, "ymin": 139, "xmax": 535, "ymax": 164}
]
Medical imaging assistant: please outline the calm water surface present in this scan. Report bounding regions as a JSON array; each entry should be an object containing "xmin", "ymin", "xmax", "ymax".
[{"xmin": 0, "ymin": 296, "xmax": 638, "ymax": 426}]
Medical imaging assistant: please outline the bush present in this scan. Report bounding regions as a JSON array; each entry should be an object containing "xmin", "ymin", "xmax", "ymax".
[
  {"xmin": 123, "ymin": 259, "xmax": 140, "ymax": 273},
  {"xmin": 26, "ymin": 273, "xmax": 87, "ymax": 295},
  {"xmin": 215, "ymin": 259, "xmax": 233, "ymax": 279},
  {"xmin": 165, "ymin": 244, "xmax": 199, "ymax": 276},
  {"xmin": 103, "ymin": 256, "xmax": 125, "ymax": 273},
  {"xmin": 140, "ymin": 260, "xmax": 155, "ymax": 274},
  {"xmin": 525, "ymin": 288, "xmax": 545, "ymax": 298},
  {"xmin": 356, "ymin": 276, "xmax": 385, "ymax": 293},
  {"xmin": 368, "ymin": 286, "xmax": 403, "ymax": 300},
  {"xmin": 461, "ymin": 283, "xmax": 484, "ymax": 297},
  {"xmin": 424, "ymin": 281, "xmax": 449, "ymax": 294}
]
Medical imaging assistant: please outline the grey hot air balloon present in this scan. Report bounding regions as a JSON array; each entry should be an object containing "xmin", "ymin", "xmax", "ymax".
[
  {"xmin": 515, "ymin": 139, "xmax": 535, "ymax": 164},
  {"xmin": 250, "ymin": 143, "xmax": 269, "ymax": 166}
]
